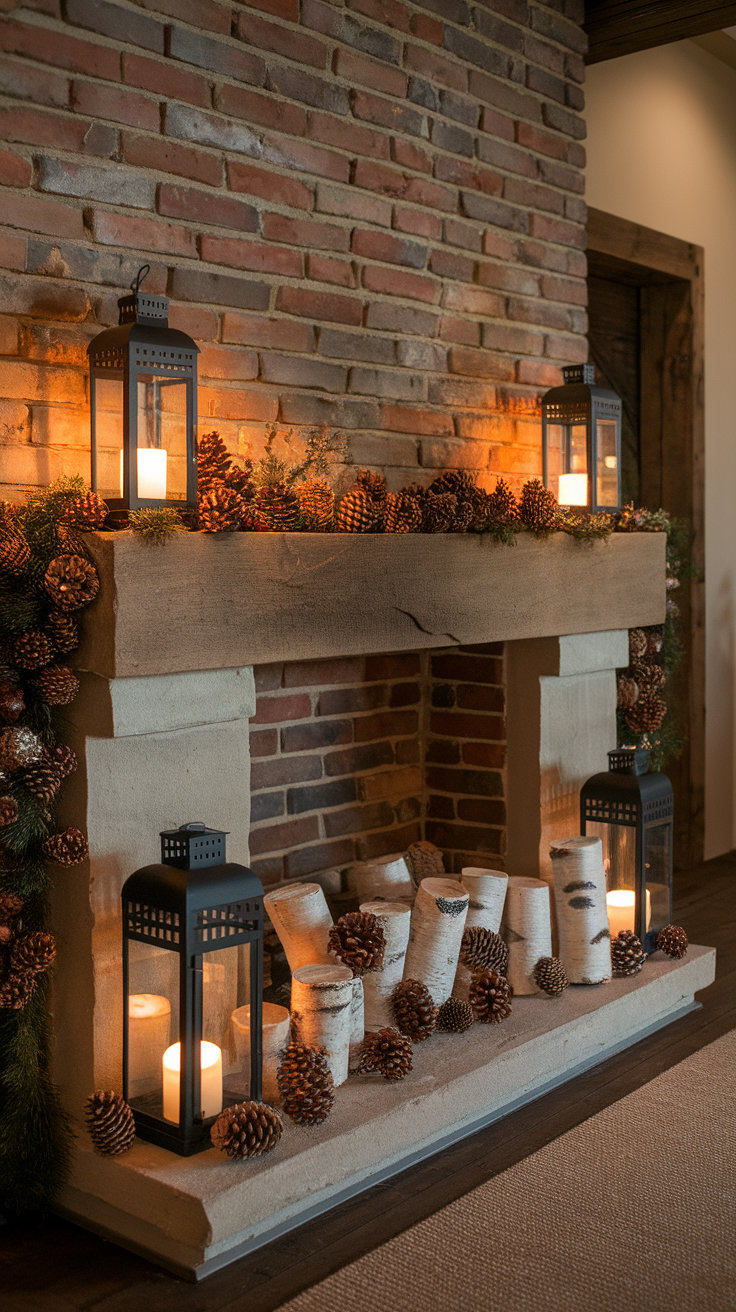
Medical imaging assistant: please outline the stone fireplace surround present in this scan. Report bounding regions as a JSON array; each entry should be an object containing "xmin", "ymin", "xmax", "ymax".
[{"xmin": 50, "ymin": 526, "xmax": 715, "ymax": 1277}]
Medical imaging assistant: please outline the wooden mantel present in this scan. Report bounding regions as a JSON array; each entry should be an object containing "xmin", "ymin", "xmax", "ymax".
[{"xmin": 76, "ymin": 531, "xmax": 667, "ymax": 679}]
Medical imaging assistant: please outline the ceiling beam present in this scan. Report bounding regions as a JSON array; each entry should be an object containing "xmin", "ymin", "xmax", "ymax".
[{"xmin": 585, "ymin": 1, "xmax": 736, "ymax": 63}]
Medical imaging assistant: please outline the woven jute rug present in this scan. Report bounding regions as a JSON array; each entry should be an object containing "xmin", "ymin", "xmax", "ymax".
[{"xmin": 280, "ymin": 1029, "xmax": 736, "ymax": 1312}]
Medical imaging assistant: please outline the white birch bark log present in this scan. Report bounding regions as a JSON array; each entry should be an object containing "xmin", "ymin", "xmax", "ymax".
[
  {"xmin": 264, "ymin": 882, "xmax": 333, "ymax": 972},
  {"xmin": 348, "ymin": 976, "xmax": 364, "ymax": 1072},
  {"xmin": 359, "ymin": 900, "xmax": 411, "ymax": 1030},
  {"xmin": 452, "ymin": 868, "xmax": 509, "ymax": 1002},
  {"xmin": 550, "ymin": 836, "xmax": 612, "ymax": 985},
  {"xmin": 502, "ymin": 876, "xmax": 553, "ymax": 996},
  {"xmin": 403, "ymin": 878, "xmax": 469, "ymax": 1005},
  {"xmin": 347, "ymin": 854, "xmax": 415, "ymax": 904},
  {"xmin": 231, "ymin": 1001, "xmax": 290, "ymax": 1104},
  {"xmin": 289, "ymin": 963, "xmax": 354, "ymax": 1087}
]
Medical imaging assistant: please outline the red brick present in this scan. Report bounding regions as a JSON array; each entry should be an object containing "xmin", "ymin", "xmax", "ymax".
[
  {"xmin": 0, "ymin": 17, "xmax": 121, "ymax": 81},
  {"xmin": 324, "ymin": 801, "xmax": 395, "ymax": 838},
  {"xmin": 482, "ymin": 322, "xmax": 543, "ymax": 355},
  {"xmin": 442, "ymin": 285, "xmax": 504, "ymax": 317},
  {"xmin": 317, "ymin": 183, "xmax": 392, "ymax": 227},
  {"xmin": 252, "ymin": 692, "xmax": 312, "ymax": 724},
  {"xmin": 426, "ymin": 739, "xmax": 461, "ymax": 764},
  {"xmin": 425, "ymin": 821, "xmax": 502, "ymax": 854},
  {"xmin": 170, "ymin": 266, "xmax": 270, "ymax": 311},
  {"xmin": 432, "ymin": 652, "xmax": 502, "ymax": 683},
  {"xmin": 216, "ymin": 83, "xmax": 307, "ymax": 136},
  {"xmin": 249, "ymin": 816, "xmax": 320, "ymax": 855},
  {"xmin": 363, "ymin": 264, "xmax": 436, "ymax": 302},
  {"xmin": 123, "ymin": 53, "xmax": 211, "ymax": 109},
  {"xmin": 198, "ymin": 344, "xmax": 260, "ymax": 380},
  {"xmin": 356, "ymin": 820, "xmax": 421, "ymax": 861},
  {"xmin": 434, "ymin": 156, "xmax": 503, "ymax": 196},
  {"xmin": 334, "ymin": 48, "xmax": 406, "ymax": 98},
  {"xmin": 276, "ymin": 286, "xmax": 363, "ymax": 326},
  {"xmin": 260, "ymin": 352, "xmax": 345, "ymax": 391},
  {"xmin": 352, "ymin": 228, "xmax": 426, "ymax": 269},
  {"xmin": 286, "ymin": 839, "xmax": 355, "ymax": 880},
  {"xmin": 381, "ymin": 405, "xmax": 452, "ymax": 436},
  {"xmin": 123, "ymin": 132, "xmax": 222, "ymax": 187},
  {"xmin": 136, "ymin": 0, "xmax": 230, "ymax": 32},
  {"xmin": 200, "ymin": 234, "xmax": 303, "ymax": 278},
  {"xmin": 308, "ymin": 108, "xmax": 391, "ymax": 161},
  {"xmin": 394, "ymin": 207, "xmax": 443, "ymax": 240},
  {"xmin": 0, "ymin": 192, "xmax": 83, "ymax": 239},
  {"xmin": 71, "ymin": 79, "xmax": 159, "ymax": 131},
  {"xmin": 516, "ymin": 359, "xmax": 562, "ymax": 386},
  {"xmin": 448, "ymin": 347, "xmax": 515, "ymax": 381},
  {"xmin": 252, "ymin": 755, "xmax": 322, "ymax": 790},
  {"xmin": 264, "ymin": 131, "xmax": 350, "ymax": 182},
  {"xmin": 515, "ymin": 120, "xmax": 567, "ymax": 160},
  {"xmin": 318, "ymin": 684, "xmax": 389, "ymax": 715},
  {"xmin": 65, "ymin": 0, "xmax": 164, "ymax": 52},
  {"xmin": 91, "ymin": 210, "xmax": 197, "ymax": 257},
  {"xmin": 282, "ymin": 718, "xmax": 352, "ymax": 752},
  {"xmin": 456, "ymin": 683, "xmax": 505, "ymax": 712},
  {"xmin": 462, "ymin": 741, "xmax": 505, "ymax": 768},
  {"xmin": 403, "ymin": 41, "xmax": 466, "ymax": 93},
  {"xmin": 352, "ymin": 708, "xmax": 417, "ymax": 741},
  {"xmin": 227, "ymin": 161, "xmax": 314, "ymax": 212},
  {"xmin": 477, "ymin": 262, "xmax": 539, "ymax": 295},
  {"xmin": 254, "ymin": 663, "xmax": 283, "ymax": 692},
  {"xmin": 251, "ymin": 855, "xmax": 284, "ymax": 886},
  {"xmin": 541, "ymin": 273, "xmax": 587, "ymax": 305},
  {"xmin": 284, "ymin": 655, "xmax": 366, "ymax": 686},
  {"xmin": 429, "ymin": 249, "xmax": 475, "ymax": 282},
  {"xmin": 222, "ymin": 312, "xmax": 313, "ymax": 352},
  {"xmin": 249, "ymin": 727, "xmax": 278, "ymax": 757},
  {"xmin": 168, "ymin": 305, "xmax": 218, "ymax": 341},
  {"xmin": 353, "ymin": 90, "xmax": 426, "ymax": 141},
  {"xmin": 159, "ymin": 183, "xmax": 258, "ymax": 232},
  {"xmin": 308, "ymin": 254, "xmax": 357, "ymax": 288},
  {"xmin": 0, "ymin": 105, "xmax": 100, "ymax": 155},
  {"xmin": 456, "ymin": 798, "xmax": 505, "ymax": 824},
  {"xmin": 169, "ymin": 26, "xmax": 265, "ymax": 85},
  {"xmin": 444, "ymin": 217, "xmax": 482, "ymax": 251},
  {"xmin": 364, "ymin": 652, "xmax": 420, "ymax": 680},
  {"xmin": 425, "ymin": 765, "xmax": 503, "ymax": 796},
  {"xmin": 349, "ymin": 0, "xmax": 412, "ymax": 32},
  {"xmin": 391, "ymin": 137, "xmax": 433, "ymax": 174},
  {"xmin": 0, "ymin": 148, "xmax": 31, "ymax": 188},
  {"xmin": 0, "ymin": 53, "xmax": 70, "ymax": 107},
  {"xmin": 244, "ymin": 0, "xmax": 299, "ymax": 17},
  {"xmin": 504, "ymin": 177, "xmax": 565, "ymax": 216},
  {"xmin": 427, "ymin": 794, "xmax": 455, "ymax": 820},
  {"xmin": 263, "ymin": 212, "xmax": 349, "ymax": 252},
  {"xmin": 354, "ymin": 159, "xmax": 455, "ymax": 211},
  {"xmin": 480, "ymin": 106, "xmax": 515, "ymax": 141},
  {"xmin": 390, "ymin": 681, "xmax": 421, "ymax": 707},
  {"xmin": 235, "ymin": 11, "xmax": 327, "ymax": 67},
  {"xmin": 440, "ymin": 316, "xmax": 480, "ymax": 346},
  {"xmin": 198, "ymin": 385, "xmax": 278, "ymax": 420},
  {"xmin": 267, "ymin": 64, "xmax": 348, "ymax": 116},
  {"xmin": 410, "ymin": 13, "xmax": 443, "ymax": 43},
  {"xmin": 545, "ymin": 332, "xmax": 587, "ymax": 364},
  {"xmin": 0, "ymin": 232, "xmax": 25, "ymax": 272}
]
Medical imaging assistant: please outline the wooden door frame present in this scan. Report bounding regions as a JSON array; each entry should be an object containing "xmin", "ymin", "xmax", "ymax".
[{"xmin": 587, "ymin": 207, "xmax": 705, "ymax": 868}]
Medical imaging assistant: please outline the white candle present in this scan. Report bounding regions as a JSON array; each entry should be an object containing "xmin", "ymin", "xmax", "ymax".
[
  {"xmin": 607, "ymin": 889, "xmax": 651, "ymax": 940},
  {"xmin": 162, "ymin": 1040, "xmax": 222, "ymax": 1123},
  {"xmin": 558, "ymin": 472, "xmax": 588, "ymax": 505},
  {"xmin": 128, "ymin": 993, "xmax": 171, "ymax": 1098},
  {"xmin": 119, "ymin": 447, "xmax": 168, "ymax": 499}
]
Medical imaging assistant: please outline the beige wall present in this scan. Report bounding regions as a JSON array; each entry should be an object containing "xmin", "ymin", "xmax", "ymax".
[{"xmin": 585, "ymin": 40, "xmax": 736, "ymax": 860}]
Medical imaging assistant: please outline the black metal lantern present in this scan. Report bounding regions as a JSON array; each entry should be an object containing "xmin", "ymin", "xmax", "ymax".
[
  {"xmin": 542, "ymin": 364, "xmax": 622, "ymax": 512},
  {"xmin": 581, "ymin": 748, "xmax": 674, "ymax": 952},
  {"xmin": 88, "ymin": 265, "xmax": 198, "ymax": 514},
  {"xmin": 122, "ymin": 822, "xmax": 263, "ymax": 1156}
]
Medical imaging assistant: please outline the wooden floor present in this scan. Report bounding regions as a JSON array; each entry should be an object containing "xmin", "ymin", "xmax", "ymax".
[{"xmin": 3, "ymin": 853, "xmax": 735, "ymax": 1312}]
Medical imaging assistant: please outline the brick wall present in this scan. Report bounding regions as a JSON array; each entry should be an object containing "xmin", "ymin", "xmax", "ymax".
[{"xmin": 0, "ymin": 0, "xmax": 587, "ymax": 498}]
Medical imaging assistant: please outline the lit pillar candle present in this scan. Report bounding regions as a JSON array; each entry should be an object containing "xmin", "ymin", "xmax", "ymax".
[
  {"xmin": 162, "ymin": 1041, "xmax": 222, "ymax": 1123},
  {"xmin": 119, "ymin": 448, "xmax": 168, "ymax": 499},
  {"xmin": 607, "ymin": 889, "xmax": 651, "ymax": 940},
  {"xmin": 128, "ymin": 993, "xmax": 171, "ymax": 1098},
  {"xmin": 558, "ymin": 472, "xmax": 588, "ymax": 505}
]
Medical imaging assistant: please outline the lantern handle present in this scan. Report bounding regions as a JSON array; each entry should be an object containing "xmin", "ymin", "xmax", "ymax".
[{"xmin": 130, "ymin": 264, "xmax": 151, "ymax": 294}]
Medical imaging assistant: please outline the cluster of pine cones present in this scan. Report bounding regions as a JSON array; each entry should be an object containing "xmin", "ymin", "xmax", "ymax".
[
  {"xmin": 335, "ymin": 471, "xmax": 559, "ymax": 536},
  {"xmin": 617, "ymin": 627, "xmax": 667, "ymax": 735},
  {"xmin": 0, "ymin": 892, "xmax": 56, "ymax": 1010},
  {"xmin": 196, "ymin": 430, "xmax": 337, "ymax": 534}
]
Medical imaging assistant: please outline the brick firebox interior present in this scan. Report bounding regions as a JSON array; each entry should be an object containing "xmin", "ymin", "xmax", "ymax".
[{"xmin": 0, "ymin": 0, "xmax": 588, "ymax": 885}]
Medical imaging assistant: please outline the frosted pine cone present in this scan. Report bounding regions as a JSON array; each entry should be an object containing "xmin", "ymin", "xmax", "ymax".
[
  {"xmin": 297, "ymin": 476, "xmax": 335, "ymax": 531},
  {"xmin": 469, "ymin": 968, "xmax": 512, "ymax": 1023},
  {"xmin": 358, "ymin": 1027, "xmax": 413, "ymax": 1080},
  {"xmin": 336, "ymin": 487, "xmax": 375, "ymax": 533},
  {"xmin": 328, "ymin": 911, "xmax": 386, "ymax": 976},
  {"xmin": 519, "ymin": 479, "xmax": 557, "ymax": 530},
  {"xmin": 85, "ymin": 1091, "xmax": 136, "ymax": 1156},
  {"xmin": 42, "ymin": 827, "xmax": 88, "ymax": 866},
  {"xmin": 47, "ymin": 610, "xmax": 79, "ymax": 655},
  {"xmin": 437, "ymin": 997, "xmax": 474, "ymax": 1033},
  {"xmin": 37, "ymin": 665, "xmax": 80, "ymax": 707},
  {"xmin": 384, "ymin": 490, "xmax": 422, "ymax": 533},
  {"xmin": 0, "ymin": 726, "xmax": 44, "ymax": 771},
  {"xmin": 611, "ymin": 930, "xmax": 646, "ymax": 977},
  {"xmin": 13, "ymin": 630, "xmax": 55, "ymax": 670},
  {"xmin": 391, "ymin": 978, "xmax": 438, "ymax": 1042},
  {"xmin": 44, "ymin": 555, "xmax": 99, "ymax": 611},
  {"xmin": 533, "ymin": 956, "xmax": 569, "ymax": 996},
  {"xmin": 460, "ymin": 926, "xmax": 509, "ymax": 977},
  {"xmin": 0, "ymin": 534, "xmax": 31, "ymax": 576},
  {"xmin": 656, "ymin": 924, "xmax": 688, "ymax": 959},
  {"xmin": 198, "ymin": 484, "xmax": 243, "ymax": 533},
  {"xmin": 61, "ymin": 491, "xmax": 108, "ymax": 531},
  {"xmin": 211, "ymin": 1101, "xmax": 284, "ymax": 1158}
]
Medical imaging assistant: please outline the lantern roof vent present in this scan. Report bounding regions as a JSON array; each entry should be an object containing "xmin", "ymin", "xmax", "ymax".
[
  {"xmin": 607, "ymin": 747, "xmax": 650, "ymax": 776},
  {"xmin": 117, "ymin": 264, "xmax": 169, "ymax": 328},
  {"xmin": 160, "ymin": 821, "xmax": 229, "ymax": 871},
  {"xmin": 562, "ymin": 364, "xmax": 596, "ymax": 385}
]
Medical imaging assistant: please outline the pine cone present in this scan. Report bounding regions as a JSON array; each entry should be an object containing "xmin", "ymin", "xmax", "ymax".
[
  {"xmin": 460, "ymin": 926, "xmax": 509, "ymax": 977},
  {"xmin": 451, "ymin": 499, "xmax": 475, "ymax": 533},
  {"xmin": 469, "ymin": 968, "xmax": 512, "ymax": 1023},
  {"xmin": 533, "ymin": 956, "xmax": 569, "ymax": 996},
  {"xmin": 437, "ymin": 997, "xmax": 474, "ymax": 1033},
  {"xmin": 486, "ymin": 478, "xmax": 519, "ymax": 526},
  {"xmin": 0, "ymin": 534, "xmax": 31, "ymax": 576},
  {"xmin": 625, "ymin": 693, "xmax": 667, "ymax": 734},
  {"xmin": 384, "ymin": 490, "xmax": 422, "ymax": 533},
  {"xmin": 254, "ymin": 481, "xmax": 300, "ymax": 532},
  {"xmin": 0, "ymin": 795, "xmax": 18, "ymax": 827},
  {"xmin": 297, "ymin": 476, "xmax": 335, "ymax": 531},
  {"xmin": 13, "ymin": 630, "xmax": 55, "ymax": 670},
  {"xmin": 85, "ymin": 1090, "xmax": 136, "ymax": 1156},
  {"xmin": 656, "ymin": 924, "xmax": 688, "ymax": 959},
  {"xmin": 11, "ymin": 930, "xmax": 56, "ymax": 977},
  {"xmin": 23, "ymin": 761, "xmax": 61, "ymax": 807},
  {"xmin": 277, "ymin": 1042, "xmax": 335, "ymax": 1126},
  {"xmin": 405, "ymin": 840, "xmax": 444, "ymax": 884},
  {"xmin": 37, "ymin": 664, "xmax": 80, "ymax": 707},
  {"xmin": 0, "ymin": 892, "xmax": 23, "ymax": 924},
  {"xmin": 632, "ymin": 662, "xmax": 666, "ymax": 696},
  {"xmin": 328, "ymin": 911, "xmax": 386, "ymax": 976},
  {"xmin": 198, "ymin": 483, "xmax": 243, "ymax": 533},
  {"xmin": 611, "ymin": 930, "xmax": 646, "ymax": 977},
  {"xmin": 617, "ymin": 674, "xmax": 640, "ymax": 710},
  {"xmin": 336, "ymin": 487, "xmax": 375, "ymax": 533},
  {"xmin": 46, "ymin": 610, "xmax": 79, "ymax": 655},
  {"xmin": 356, "ymin": 469, "xmax": 388, "ymax": 505},
  {"xmin": 519, "ymin": 479, "xmax": 558, "ymax": 530},
  {"xmin": 44, "ymin": 555, "xmax": 99, "ymax": 611},
  {"xmin": 197, "ymin": 430, "xmax": 233, "ymax": 492},
  {"xmin": 0, "ymin": 971, "xmax": 37, "ymax": 1010},
  {"xmin": 392, "ymin": 978, "xmax": 438, "ymax": 1042},
  {"xmin": 61, "ymin": 491, "xmax": 108, "ymax": 530},
  {"xmin": 47, "ymin": 743, "xmax": 77, "ymax": 779},
  {"xmin": 358, "ymin": 1027, "xmax": 413, "ymax": 1080},
  {"xmin": 0, "ymin": 726, "xmax": 44, "ymax": 771},
  {"xmin": 42, "ymin": 827, "xmax": 88, "ymax": 867},
  {"xmin": 629, "ymin": 628, "xmax": 648, "ymax": 662},
  {"xmin": 422, "ymin": 491, "xmax": 456, "ymax": 533},
  {"xmin": 211, "ymin": 1100, "xmax": 284, "ymax": 1158},
  {"xmin": 0, "ymin": 680, "xmax": 24, "ymax": 724},
  {"xmin": 429, "ymin": 470, "xmax": 479, "ymax": 503}
]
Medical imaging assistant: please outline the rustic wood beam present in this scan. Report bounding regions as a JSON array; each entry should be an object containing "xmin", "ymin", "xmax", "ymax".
[{"xmin": 585, "ymin": 1, "xmax": 736, "ymax": 63}]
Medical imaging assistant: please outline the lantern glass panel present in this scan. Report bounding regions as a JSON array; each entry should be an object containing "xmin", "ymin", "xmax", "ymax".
[
  {"xmin": 126, "ymin": 938, "xmax": 178, "ymax": 1113},
  {"xmin": 645, "ymin": 821, "xmax": 672, "ymax": 936},
  {"xmin": 546, "ymin": 421, "xmax": 588, "ymax": 505},
  {"xmin": 203, "ymin": 942, "xmax": 253, "ymax": 1104},
  {"xmin": 136, "ymin": 374, "xmax": 189, "ymax": 502},
  {"xmin": 93, "ymin": 375, "xmax": 125, "ymax": 501},
  {"xmin": 596, "ymin": 418, "xmax": 619, "ymax": 507}
]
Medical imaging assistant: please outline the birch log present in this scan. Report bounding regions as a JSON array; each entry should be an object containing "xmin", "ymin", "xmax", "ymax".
[
  {"xmin": 550, "ymin": 836, "xmax": 611, "ymax": 985},
  {"xmin": 502, "ymin": 876, "xmax": 552, "ymax": 996},
  {"xmin": 231, "ymin": 1002, "xmax": 290, "ymax": 1104},
  {"xmin": 264, "ymin": 883, "xmax": 333, "ymax": 972},
  {"xmin": 359, "ymin": 901, "xmax": 411, "ymax": 1030},
  {"xmin": 290, "ymin": 963, "xmax": 354, "ymax": 1086},
  {"xmin": 349, "ymin": 976, "xmax": 364, "ymax": 1072},
  {"xmin": 403, "ymin": 878, "xmax": 469, "ymax": 1005},
  {"xmin": 452, "ymin": 868, "xmax": 509, "ymax": 1002},
  {"xmin": 347, "ymin": 854, "xmax": 415, "ymax": 904}
]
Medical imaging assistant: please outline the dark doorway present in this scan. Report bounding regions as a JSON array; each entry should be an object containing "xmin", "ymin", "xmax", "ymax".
[{"xmin": 586, "ymin": 209, "xmax": 705, "ymax": 869}]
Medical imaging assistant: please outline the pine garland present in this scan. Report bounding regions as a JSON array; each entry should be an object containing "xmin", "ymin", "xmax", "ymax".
[{"xmin": 0, "ymin": 476, "xmax": 100, "ymax": 1218}]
